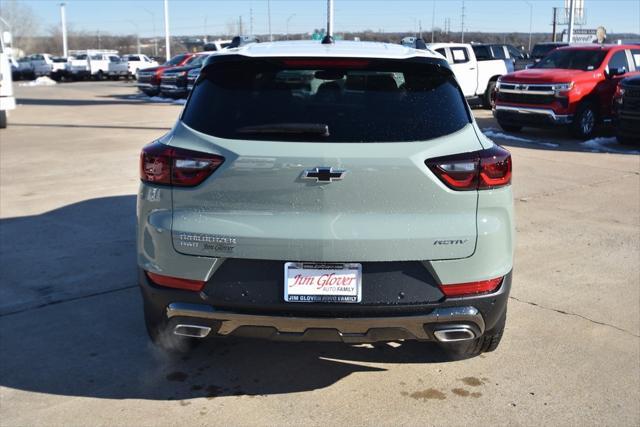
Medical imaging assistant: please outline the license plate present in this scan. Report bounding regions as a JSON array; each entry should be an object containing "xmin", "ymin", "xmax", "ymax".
[{"xmin": 284, "ymin": 262, "xmax": 362, "ymax": 303}]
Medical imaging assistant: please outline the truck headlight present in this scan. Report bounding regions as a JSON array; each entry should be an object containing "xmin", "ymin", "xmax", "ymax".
[{"xmin": 553, "ymin": 82, "xmax": 574, "ymax": 96}]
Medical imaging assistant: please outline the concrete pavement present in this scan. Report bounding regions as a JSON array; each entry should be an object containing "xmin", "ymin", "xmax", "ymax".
[{"xmin": 1, "ymin": 82, "xmax": 638, "ymax": 426}]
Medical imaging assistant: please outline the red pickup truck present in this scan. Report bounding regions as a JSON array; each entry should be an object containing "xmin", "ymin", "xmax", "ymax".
[{"xmin": 494, "ymin": 44, "xmax": 640, "ymax": 139}]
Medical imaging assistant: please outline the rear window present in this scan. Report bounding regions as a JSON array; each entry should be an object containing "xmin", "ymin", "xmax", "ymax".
[{"xmin": 182, "ymin": 58, "xmax": 470, "ymax": 142}]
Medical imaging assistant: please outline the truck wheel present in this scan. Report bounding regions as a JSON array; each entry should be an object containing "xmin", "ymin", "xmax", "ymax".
[
  {"xmin": 439, "ymin": 310, "xmax": 506, "ymax": 359},
  {"xmin": 483, "ymin": 81, "xmax": 496, "ymax": 109},
  {"xmin": 96, "ymin": 70, "xmax": 104, "ymax": 81},
  {"xmin": 497, "ymin": 120, "xmax": 522, "ymax": 133},
  {"xmin": 571, "ymin": 102, "xmax": 597, "ymax": 140},
  {"xmin": 144, "ymin": 302, "xmax": 197, "ymax": 354},
  {"xmin": 0, "ymin": 110, "xmax": 7, "ymax": 129}
]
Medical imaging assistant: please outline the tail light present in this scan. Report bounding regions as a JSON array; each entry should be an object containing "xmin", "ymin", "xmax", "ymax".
[
  {"xmin": 426, "ymin": 145, "xmax": 511, "ymax": 191},
  {"xmin": 140, "ymin": 141, "xmax": 224, "ymax": 187},
  {"xmin": 439, "ymin": 277, "xmax": 503, "ymax": 297},
  {"xmin": 146, "ymin": 271, "xmax": 206, "ymax": 292}
]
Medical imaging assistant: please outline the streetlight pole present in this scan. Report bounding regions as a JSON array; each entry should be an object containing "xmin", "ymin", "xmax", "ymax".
[
  {"xmin": 431, "ymin": 0, "xmax": 436, "ymax": 43},
  {"xmin": 143, "ymin": 7, "xmax": 158, "ymax": 57},
  {"xmin": 60, "ymin": 3, "xmax": 68, "ymax": 57},
  {"xmin": 567, "ymin": 0, "xmax": 576, "ymax": 43},
  {"xmin": 267, "ymin": 0, "xmax": 273, "ymax": 41},
  {"xmin": 128, "ymin": 20, "xmax": 141, "ymax": 54},
  {"xmin": 286, "ymin": 14, "xmax": 296, "ymax": 40},
  {"xmin": 524, "ymin": 0, "xmax": 532, "ymax": 52},
  {"xmin": 163, "ymin": 0, "xmax": 171, "ymax": 59}
]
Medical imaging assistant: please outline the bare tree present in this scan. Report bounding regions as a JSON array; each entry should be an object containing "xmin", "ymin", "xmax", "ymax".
[{"xmin": 0, "ymin": 0, "xmax": 39, "ymax": 55}]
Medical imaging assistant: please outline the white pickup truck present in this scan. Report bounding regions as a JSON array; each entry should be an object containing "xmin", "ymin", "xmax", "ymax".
[
  {"xmin": 427, "ymin": 42, "xmax": 508, "ymax": 107},
  {"xmin": 121, "ymin": 54, "xmax": 158, "ymax": 78},
  {"xmin": 67, "ymin": 50, "xmax": 118, "ymax": 80}
]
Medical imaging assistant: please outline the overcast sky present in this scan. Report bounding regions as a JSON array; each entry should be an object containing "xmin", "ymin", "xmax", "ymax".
[{"xmin": 17, "ymin": 0, "xmax": 640, "ymax": 36}]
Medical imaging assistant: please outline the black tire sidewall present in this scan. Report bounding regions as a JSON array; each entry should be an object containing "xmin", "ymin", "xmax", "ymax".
[{"xmin": 572, "ymin": 102, "xmax": 597, "ymax": 140}]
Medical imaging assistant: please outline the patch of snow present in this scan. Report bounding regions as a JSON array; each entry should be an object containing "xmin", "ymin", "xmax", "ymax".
[
  {"xmin": 582, "ymin": 137, "xmax": 640, "ymax": 155},
  {"xmin": 148, "ymin": 96, "xmax": 175, "ymax": 103},
  {"xmin": 172, "ymin": 99, "xmax": 187, "ymax": 105},
  {"xmin": 538, "ymin": 142, "xmax": 560, "ymax": 148},
  {"xmin": 19, "ymin": 76, "xmax": 57, "ymax": 87},
  {"xmin": 482, "ymin": 129, "xmax": 536, "ymax": 143}
]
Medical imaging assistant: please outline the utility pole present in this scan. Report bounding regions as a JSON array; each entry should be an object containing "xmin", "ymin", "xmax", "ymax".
[
  {"xmin": 551, "ymin": 7, "xmax": 558, "ymax": 42},
  {"xmin": 250, "ymin": 8, "xmax": 254, "ymax": 34},
  {"xmin": 418, "ymin": 20, "xmax": 422, "ymax": 39},
  {"xmin": 239, "ymin": 16, "xmax": 243, "ymax": 35},
  {"xmin": 163, "ymin": 0, "xmax": 170, "ymax": 59},
  {"xmin": 431, "ymin": 0, "xmax": 436, "ymax": 43},
  {"xmin": 59, "ymin": 3, "xmax": 68, "ymax": 57},
  {"xmin": 267, "ymin": 0, "xmax": 273, "ymax": 41},
  {"xmin": 567, "ymin": 0, "xmax": 575, "ymax": 43},
  {"xmin": 524, "ymin": 0, "xmax": 532, "ymax": 52},
  {"xmin": 460, "ymin": 0, "xmax": 465, "ymax": 43}
]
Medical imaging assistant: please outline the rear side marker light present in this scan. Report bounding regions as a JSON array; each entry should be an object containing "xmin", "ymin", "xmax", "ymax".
[
  {"xmin": 439, "ymin": 277, "xmax": 503, "ymax": 297},
  {"xmin": 426, "ymin": 145, "xmax": 512, "ymax": 191},
  {"xmin": 140, "ymin": 141, "xmax": 224, "ymax": 187},
  {"xmin": 146, "ymin": 271, "xmax": 206, "ymax": 292}
]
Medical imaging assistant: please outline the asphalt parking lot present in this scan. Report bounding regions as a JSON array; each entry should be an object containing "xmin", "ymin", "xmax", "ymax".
[{"xmin": 1, "ymin": 81, "xmax": 638, "ymax": 426}]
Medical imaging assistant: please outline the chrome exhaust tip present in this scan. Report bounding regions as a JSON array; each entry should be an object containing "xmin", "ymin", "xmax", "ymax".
[
  {"xmin": 173, "ymin": 324, "xmax": 211, "ymax": 338},
  {"xmin": 433, "ymin": 327, "xmax": 476, "ymax": 342}
]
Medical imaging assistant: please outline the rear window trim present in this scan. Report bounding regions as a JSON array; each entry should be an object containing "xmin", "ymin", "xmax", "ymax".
[{"xmin": 181, "ymin": 54, "xmax": 472, "ymax": 142}]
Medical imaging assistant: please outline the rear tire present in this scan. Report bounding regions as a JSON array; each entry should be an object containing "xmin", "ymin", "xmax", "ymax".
[
  {"xmin": 144, "ymin": 302, "xmax": 197, "ymax": 354},
  {"xmin": 439, "ymin": 310, "xmax": 506, "ymax": 358},
  {"xmin": 571, "ymin": 102, "xmax": 597, "ymax": 140},
  {"xmin": 0, "ymin": 110, "xmax": 7, "ymax": 129},
  {"xmin": 483, "ymin": 81, "xmax": 496, "ymax": 109},
  {"xmin": 497, "ymin": 121, "xmax": 522, "ymax": 133}
]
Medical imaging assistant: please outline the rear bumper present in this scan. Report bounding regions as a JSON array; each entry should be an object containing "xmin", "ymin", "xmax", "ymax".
[
  {"xmin": 139, "ymin": 267, "xmax": 511, "ymax": 343},
  {"xmin": 494, "ymin": 105, "xmax": 573, "ymax": 126}
]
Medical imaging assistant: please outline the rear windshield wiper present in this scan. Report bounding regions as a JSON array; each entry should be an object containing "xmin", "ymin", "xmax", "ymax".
[{"xmin": 236, "ymin": 123, "xmax": 330, "ymax": 137}]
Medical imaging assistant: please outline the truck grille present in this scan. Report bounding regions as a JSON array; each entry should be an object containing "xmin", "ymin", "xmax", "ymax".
[
  {"xmin": 497, "ymin": 92, "xmax": 555, "ymax": 105},
  {"xmin": 622, "ymin": 89, "xmax": 640, "ymax": 111},
  {"xmin": 137, "ymin": 73, "xmax": 156, "ymax": 84}
]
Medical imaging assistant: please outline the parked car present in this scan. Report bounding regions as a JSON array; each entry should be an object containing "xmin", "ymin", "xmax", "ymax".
[
  {"xmin": 0, "ymin": 32, "xmax": 16, "ymax": 128},
  {"xmin": 428, "ymin": 42, "xmax": 509, "ymax": 107},
  {"xmin": 9, "ymin": 56, "xmax": 20, "ymax": 80},
  {"xmin": 613, "ymin": 75, "xmax": 640, "ymax": 144},
  {"xmin": 107, "ymin": 55, "xmax": 129, "ymax": 80},
  {"xmin": 159, "ymin": 53, "xmax": 211, "ymax": 97},
  {"xmin": 122, "ymin": 54, "xmax": 158, "ymax": 78},
  {"xmin": 27, "ymin": 53, "xmax": 57, "ymax": 77},
  {"xmin": 136, "ymin": 53, "xmax": 197, "ymax": 96},
  {"xmin": 16, "ymin": 57, "xmax": 34, "ymax": 79},
  {"xmin": 186, "ymin": 67, "xmax": 200, "ymax": 92},
  {"xmin": 202, "ymin": 39, "xmax": 232, "ymax": 52},
  {"xmin": 471, "ymin": 44, "xmax": 530, "ymax": 71},
  {"xmin": 530, "ymin": 42, "xmax": 568, "ymax": 64},
  {"xmin": 67, "ymin": 50, "xmax": 118, "ymax": 80},
  {"xmin": 49, "ymin": 56, "xmax": 69, "ymax": 81},
  {"xmin": 494, "ymin": 44, "xmax": 640, "ymax": 139},
  {"xmin": 138, "ymin": 41, "xmax": 514, "ymax": 357}
]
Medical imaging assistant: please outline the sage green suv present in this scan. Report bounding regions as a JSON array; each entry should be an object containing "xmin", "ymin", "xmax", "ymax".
[{"xmin": 137, "ymin": 40, "xmax": 514, "ymax": 357}]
